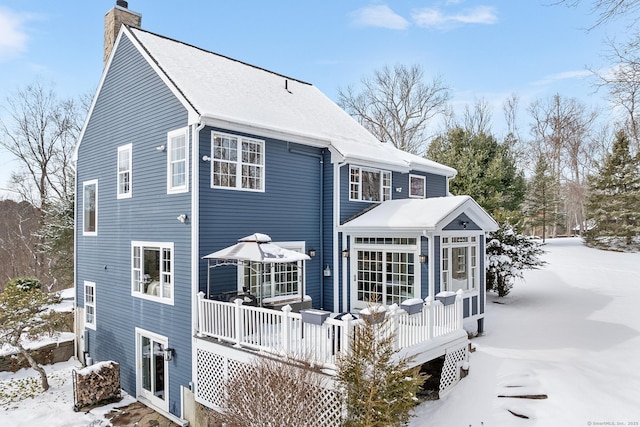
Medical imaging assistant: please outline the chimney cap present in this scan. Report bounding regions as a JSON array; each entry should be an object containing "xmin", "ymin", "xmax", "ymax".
[{"xmin": 116, "ymin": 0, "xmax": 128, "ymax": 8}]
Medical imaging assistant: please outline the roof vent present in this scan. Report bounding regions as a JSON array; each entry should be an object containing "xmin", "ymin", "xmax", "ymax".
[{"xmin": 116, "ymin": 0, "xmax": 128, "ymax": 8}]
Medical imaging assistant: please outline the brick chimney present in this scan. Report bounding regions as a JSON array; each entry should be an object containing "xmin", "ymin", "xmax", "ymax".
[{"xmin": 104, "ymin": 0, "xmax": 142, "ymax": 66}]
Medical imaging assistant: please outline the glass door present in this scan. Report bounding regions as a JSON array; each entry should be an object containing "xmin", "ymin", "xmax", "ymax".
[{"xmin": 137, "ymin": 329, "xmax": 168, "ymax": 411}]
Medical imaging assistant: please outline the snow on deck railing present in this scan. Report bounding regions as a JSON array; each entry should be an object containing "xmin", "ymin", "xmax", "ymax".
[{"xmin": 196, "ymin": 290, "xmax": 463, "ymax": 369}]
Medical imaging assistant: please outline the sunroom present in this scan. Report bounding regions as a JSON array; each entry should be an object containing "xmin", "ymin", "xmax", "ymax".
[{"xmin": 339, "ymin": 195, "xmax": 499, "ymax": 332}]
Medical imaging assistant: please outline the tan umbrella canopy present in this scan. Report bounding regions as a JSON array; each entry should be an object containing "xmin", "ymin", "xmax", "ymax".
[
  {"xmin": 202, "ymin": 233, "xmax": 310, "ymax": 304},
  {"xmin": 202, "ymin": 233, "xmax": 310, "ymax": 263}
]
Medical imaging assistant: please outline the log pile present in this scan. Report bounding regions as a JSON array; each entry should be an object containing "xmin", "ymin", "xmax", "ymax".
[{"xmin": 73, "ymin": 361, "xmax": 121, "ymax": 411}]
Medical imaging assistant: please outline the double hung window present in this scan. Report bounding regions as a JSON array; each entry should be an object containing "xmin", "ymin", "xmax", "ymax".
[
  {"xmin": 132, "ymin": 241, "xmax": 174, "ymax": 303},
  {"xmin": 212, "ymin": 132, "xmax": 264, "ymax": 191},
  {"xmin": 441, "ymin": 236, "xmax": 478, "ymax": 292},
  {"xmin": 349, "ymin": 166, "xmax": 391, "ymax": 202},
  {"xmin": 117, "ymin": 144, "xmax": 132, "ymax": 198},
  {"xmin": 167, "ymin": 128, "xmax": 188, "ymax": 193},
  {"xmin": 84, "ymin": 281, "xmax": 96, "ymax": 330}
]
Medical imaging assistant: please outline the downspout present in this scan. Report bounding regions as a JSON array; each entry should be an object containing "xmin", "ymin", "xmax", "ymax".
[
  {"xmin": 287, "ymin": 142, "xmax": 325, "ymax": 308},
  {"xmin": 191, "ymin": 121, "xmax": 205, "ymax": 337}
]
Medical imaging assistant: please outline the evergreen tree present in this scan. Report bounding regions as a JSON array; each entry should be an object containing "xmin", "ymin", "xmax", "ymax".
[
  {"xmin": 0, "ymin": 278, "xmax": 64, "ymax": 391},
  {"xmin": 486, "ymin": 223, "xmax": 546, "ymax": 297},
  {"xmin": 337, "ymin": 309, "xmax": 424, "ymax": 427},
  {"xmin": 525, "ymin": 155, "xmax": 561, "ymax": 242},
  {"xmin": 585, "ymin": 130, "xmax": 640, "ymax": 250},
  {"xmin": 427, "ymin": 127, "xmax": 526, "ymax": 219}
]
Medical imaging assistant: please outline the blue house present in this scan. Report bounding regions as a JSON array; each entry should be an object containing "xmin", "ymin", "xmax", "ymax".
[{"xmin": 74, "ymin": 3, "xmax": 497, "ymax": 425}]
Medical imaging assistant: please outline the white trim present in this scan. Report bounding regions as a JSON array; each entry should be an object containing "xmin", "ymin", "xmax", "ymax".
[
  {"xmin": 117, "ymin": 144, "xmax": 133, "ymax": 199},
  {"xmin": 350, "ymin": 236, "xmax": 421, "ymax": 309},
  {"xmin": 131, "ymin": 241, "xmax": 175, "ymax": 306},
  {"xmin": 167, "ymin": 127, "xmax": 190, "ymax": 194},
  {"xmin": 409, "ymin": 174, "xmax": 426, "ymax": 198},
  {"xmin": 210, "ymin": 131, "xmax": 266, "ymax": 192},
  {"xmin": 333, "ymin": 162, "xmax": 342, "ymax": 312},
  {"xmin": 135, "ymin": 327, "xmax": 169, "ymax": 413},
  {"xmin": 439, "ymin": 234, "xmax": 480, "ymax": 294},
  {"xmin": 83, "ymin": 281, "xmax": 96, "ymax": 330},
  {"xmin": 348, "ymin": 165, "xmax": 392, "ymax": 203},
  {"xmin": 82, "ymin": 179, "xmax": 98, "ymax": 236}
]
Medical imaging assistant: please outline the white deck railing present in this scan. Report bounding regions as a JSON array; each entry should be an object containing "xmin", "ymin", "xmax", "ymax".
[{"xmin": 197, "ymin": 290, "xmax": 464, "ymax": 369}]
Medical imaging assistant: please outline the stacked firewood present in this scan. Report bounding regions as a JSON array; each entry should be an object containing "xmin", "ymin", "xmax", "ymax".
[{"xmin": 73, "ymin": 361, "xmax": 121, "ymax": 410}]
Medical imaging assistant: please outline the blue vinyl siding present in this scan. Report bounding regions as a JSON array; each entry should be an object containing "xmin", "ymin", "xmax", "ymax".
[
  {"xmin": 340, "ymin": 165, "xmax": 449, "ymax": 223},
  {"xmin": 199, "ymin": 127, "xmax": 327, "ymax": 308},
  {"xmin": 443, "ymin": 213, "xmax": 481, "ymax": 231},
  {"xmin": 75, "ymin": 35, "xmax": 191, "ymax": 417},
  {"xmin": 420, "ymin": 236, "xmax": 429, "ymax": 298}
]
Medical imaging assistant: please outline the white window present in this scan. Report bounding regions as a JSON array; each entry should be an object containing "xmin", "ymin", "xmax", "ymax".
[
  {"xmin": 132, "ymin": 241, "xmax": 174, "ymax": 304},
  {"xmin": 441, "ymin": 235, "xmax": 478, "ymax": 293},
  {"xmin": 117, "ymin": 144, "xmax": 132, "ymax": 198},
  {"xmin": 83, "ymin": 180, "xmax": 98, "ymax": 236},
  {"xmin": 211, "ymin": 132, "xmax": 264, "ymax": 191},
  {"xmin": 352, "ymin": 237, "xmax": 418, "ymax": 307},
  {"xmin": 84, "ymin": 281, "xmax": 96, "ymax": 330},
  {"xmin": 167, "ymin": 128, "xmax": 189, "ymax": 193},
  {"xmin": 349, "ymin": 166, "xmax": 391, "ymax": 202},
  {"xmin": 240, "ymin": 242, "xmax": 304, "ymax": 302},
  {"xmin": 409, "ymin": 174, "xmax": 426, "ymax": 198}
]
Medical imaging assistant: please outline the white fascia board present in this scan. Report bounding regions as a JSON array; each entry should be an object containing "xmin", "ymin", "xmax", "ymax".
[
  {"xmin": 408, "ymin": 161, "xmax": 457, "ymax": 178},
  {"xmin": 437, "ymin": 199, "xmax": 498, "ymax": 232},
  {"xmin": 337, "ymin": 225, "xmax": 434, "ymax": 235},
  {"xmin": 341, "ymin": 156, "xmax": 410, "ymax": 173},
  {"xmin": 200, "ymin": 113, "xmax": 331, "ymax": 148}
]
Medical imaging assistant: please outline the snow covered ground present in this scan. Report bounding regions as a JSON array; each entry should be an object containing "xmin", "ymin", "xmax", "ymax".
[
  {"xmin": 1, "ymin": 237, "xmax": 638, "ymax": 426},
  {"xmin": 411, "ymin": 237, "xmax": 640, "ymax": 426}
]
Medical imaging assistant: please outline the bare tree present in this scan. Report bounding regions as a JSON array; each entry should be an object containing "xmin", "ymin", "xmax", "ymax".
[
  {"xmin": 0, "ymin": 82, "xmax": 84, "ymax": 288},
  {"xmin": 0, "ymin": 82, "xmax": 81, "ymax": 208},
  {"xmin": 221, "ymin": 356, "xmax": 334, "ymax": 427},
  {"xmin": 338, "ymin": 64, "xmax": 450, "ymax": 155},
  {"xmin": 551, "ymin": 0, "xmax": 640, "ymax": 28},
  {"xmin": 0, "ymin": 200, "xmax": 42, "ymax": 288},
  {"xmin": 591, "ymin": 38, "xmax": 640, "ymax": 151},
  {"xmin": 527, "ymin": 93, "xmax": 598, "ymax": 235},
  {"xmin": 462, "ymin": 98, "xmax": 493, "ymax": 136}
]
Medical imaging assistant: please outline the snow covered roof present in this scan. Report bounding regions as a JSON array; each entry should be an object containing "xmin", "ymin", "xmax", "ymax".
[
  {"xmin": 340, "ymin": 196, "xmax": 498, "ymax": 232},
  {"xmin": 202, "ymin": 233, "xmax": 310, "ymax": 263},
  {"xmin": 125, "ymin": 27, "xmax": 456, "ymax": 176}
]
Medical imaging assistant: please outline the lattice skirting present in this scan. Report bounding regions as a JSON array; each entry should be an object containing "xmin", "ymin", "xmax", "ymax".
[
  {"xmin": 195, "ymin": 344, "xmax": 343, "ymax": 427},
  {"xmin": 439, "ymin": 344, "xmax": 468, "ymax": 396}
]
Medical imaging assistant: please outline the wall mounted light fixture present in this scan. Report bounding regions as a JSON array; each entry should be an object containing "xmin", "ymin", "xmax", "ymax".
[
  {"xmin": 202, "ymin": 155, "xmax": 211, "ymax": 162},
  {"xmin": 156, "ymin": 144, "xmax": 166, "ymax": 152},
  {"xmin": 460, "ymin": 220, "xmax": 468, "ymax": 229},
  {"xmin": 342, "ymin": 249, "xmax": 349, "ymax": 258},
  {"xmin": 308, "ymin": 249, "xmax": 316, "ymax": 257},
  {"xmin": 163, "ymin": 348, "xmax": 174, "ymax": 361},
  {"xmin": 177, "ymin": 214, "xmax": 188, "ymax": 223},
  {"xmin": 323, "ymin": 265, "xmax": 331, "ymax": 277},
  {"xmin": 419, "ymin": 254, "xmax": 427, "ymax": 263}
]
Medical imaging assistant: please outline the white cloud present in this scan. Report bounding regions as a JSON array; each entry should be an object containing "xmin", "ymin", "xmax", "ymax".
[
  {"xmin": 350, "ymin": 5, "xmax": 410, "ymax": 30},
  {"xmin": 0, "ymin": 7, "xmax": 29, "ymax": 62},
  {"xmin": 531, "ymin": 69, "xmax": 592, "ymax": 86},
  {"xmin": 412, "ymin": 5, "xmax": 497, "ymax": 29}
]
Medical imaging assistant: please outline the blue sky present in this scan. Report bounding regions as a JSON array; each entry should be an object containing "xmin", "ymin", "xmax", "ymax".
[{"xmin": 0, "ymin": 0, "xmax": 621, "ymax": 197}]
